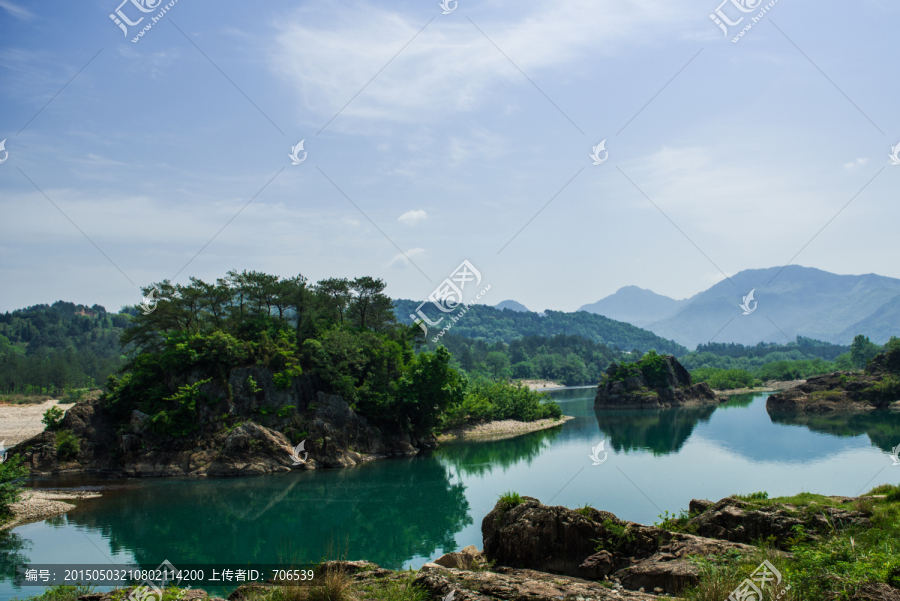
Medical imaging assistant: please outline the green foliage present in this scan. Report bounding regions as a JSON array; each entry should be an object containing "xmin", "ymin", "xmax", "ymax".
[
  {"xmin": 277, "ymin": 405, "xmax": 296, "ymax": 418},
  {"xmin": 440, "ymin": 378, "xmax": 562, "ymax": 429},
  {"xmin": 574, "ymin": 503, "xmax": 594, "ymax": 518},
  {"xmin": 595, "ymin": 519, "xmax": 637, "ymax": 553},
  {"xmin": 55, "ymin": 430, "xmax": 80, "ymax": 460},
  {"xmin": 604, "ymin": 349, "xmax": 670, "ymax": 388},
  {"xmin": 394, "ymin": 299, "xmax": 688, "ymax": 355},
  {"xmin": 0, "ymin": 455, "xmax": 29, "ymax": 518},
  {"xmin": 0, "ymin": 301, "xmax": 127, "ymax": 396},
  {"xmin": 870, "ymin": 375, "xmax": 900, "ymax": 401},
  {"xmin": 691, "ymin": 367, "xmax": 761, "ymax": 390},
  {"xmin": 245, "ymin": 375, "xmax": 262, "ymax": 395},
  {"xmin": 851, "ymin": 334, "xmax": 882, "ymax": 368},
  {"xmin": 41, "ymin": 406, "xmax": 65, "ymax": 430},
  {"xmin": 148, "ymin": 379, "xmax": 212, "ymax": 437},
  {"xmin": 733, "ymin": 491, "xmax": 769, "ymax": 500},
  {"xmin": 498, "ymin": 490, "xmax": 523, "ymax": 509},
  {"xmin": 273, "ymin": 365, "xmax": 303, "ymax": 390},
  {"xmin": 11, "ymin": 585, "xmax": 96, "ymax": 601}
]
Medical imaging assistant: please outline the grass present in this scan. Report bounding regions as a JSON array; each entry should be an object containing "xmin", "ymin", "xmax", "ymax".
[
  {"xmin": 574, "ymin": 503, "xmax": 594, "ymax": 518},
  {"xmin": 497, "ymin": 490, "xmax": 523, "ymax": 509},
  {"xmin": 679, "ymin": 485, "xmax": 900, "ymax": 601},
  {"xmin": 354, "ymin": 571, "xmax": 428, "ymax": 601},
  {"xmin": 0, "ymin": 393, "xmax": 55, "ymax": 405},
  {"xmin": 11, "ymin": 586, "xmax": 95, "ymax": 601}
]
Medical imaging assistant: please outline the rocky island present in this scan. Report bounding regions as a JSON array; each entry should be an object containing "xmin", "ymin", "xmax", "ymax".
[
  {"xmin": 595, "ymin": 351, "xmax": 724, "ymax": 409},
  {"xmin": 766, "ymin": 346, "xmax": 900, "ymax": 414}
]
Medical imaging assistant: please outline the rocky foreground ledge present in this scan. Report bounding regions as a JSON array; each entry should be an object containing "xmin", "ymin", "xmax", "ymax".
[{"xmin": 48, "ymin": 492, "xmax": 893, "ymax": 601}]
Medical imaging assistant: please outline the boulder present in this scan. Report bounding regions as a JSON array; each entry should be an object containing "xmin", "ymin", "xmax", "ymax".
[
  {"xmin": 433, "ymin": 545, "xmax": 485, "ymax": 570},
  {"xmin": 481, "ymin": 496, "xmax": 755, "ymax": 594},
  {"xmin": 686, "ymin": 496, "xmax": 871, "ymax": 548}
]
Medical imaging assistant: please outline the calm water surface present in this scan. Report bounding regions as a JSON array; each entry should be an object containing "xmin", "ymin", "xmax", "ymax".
[{"xmin": 2, "ymin": 389, "xmax": 899, "ymax": 600}]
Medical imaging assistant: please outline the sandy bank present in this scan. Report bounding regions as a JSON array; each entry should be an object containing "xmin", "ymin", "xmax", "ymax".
[
  {"xmin": 1, "ymin": 489, "xmax": 102, "ymax": 531},
  {"xmin": 714, "ymin": 379, "xmax": 806, "ymax": 396},
  {"xmin": 0, "ymin": 399, "xmax": 75, "ymax": 446},
  {"xmin": 436, "ymin": 415, "xmax": 575, "ymax": 443}
]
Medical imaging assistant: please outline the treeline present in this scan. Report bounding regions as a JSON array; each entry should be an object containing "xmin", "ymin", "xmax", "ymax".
[
  {"xmin": 105, "ymin": 270, "xmax": 560, "ymax": 438},
  {"xmin": 428, "ymin": 331, "xmax": 622, "ymax": 386},
  {"xmin": 0, "ymin": 302, "xmax": 129, "ymax": 395},
  {"xmin": 691, "ymin": 336, "xmax": 849, "ymax": 360},
  {"xmin": 689, "ymin": 335, "xmax": 899, "ymax": 390},
  {"xmin": 394, "ymin": 300, "xmax": 688, "ymax": 355}
]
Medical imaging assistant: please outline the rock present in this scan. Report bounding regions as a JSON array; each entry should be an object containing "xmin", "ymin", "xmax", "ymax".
[
  {"xmin": 482, "ymin": 496, "xmax": 755, "ymax": 594},
  {"xmin": 685, "ymin": 496, "xmax": 871, "ymax": 548},
  {"xmin": 689, "ymin": 499, "xmax": 714, "ymax": 515},
  {"xmin": 130, "ymin": 410, "xmax": 149, "ymax": 433},
  {"xmin": 434, "ymin": 546, "xmax": 485, "ymax": 570},
  {"xmin": 595, "ymin": 355, "xmax": 723, "ymax": 409},
  {"xmin": 767, "ymin": 349, "xmax": 900, "ymax": 413},
  {"xmin": 577, "ymin": 551, "xmax": 614, "ymax": 579}
]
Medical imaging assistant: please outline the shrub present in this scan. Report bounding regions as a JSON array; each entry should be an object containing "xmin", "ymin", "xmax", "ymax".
[
  {"xmin": 41, "ymin": 406, "xmax": 65, "ymax": 430},
  {"xmin": 55, "ymin": 430, "xmax": 81, "ymax": 460},
  {"xmin": 498, "ymin": 490, "xmax": 523, "ymax": 509},
  {"xmin": 0, "ymin": 455, "xmax": 29, "ymax": 518}
]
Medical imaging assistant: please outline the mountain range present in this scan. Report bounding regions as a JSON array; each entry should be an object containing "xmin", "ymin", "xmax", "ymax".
[{"xmin": 579, "ymin": 266, "xmax": 900, "ymax": 348}]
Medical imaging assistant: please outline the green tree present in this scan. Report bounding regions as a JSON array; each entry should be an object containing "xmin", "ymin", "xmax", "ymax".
[
  {"xmin": 850, "ymin": 334, "xmax": 881, "ymax": 368},
  {"xmin": 0, "ymin": 455, "xmax": 29, "ymax": 519}
]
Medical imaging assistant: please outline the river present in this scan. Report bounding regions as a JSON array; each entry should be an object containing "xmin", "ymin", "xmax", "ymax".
[{"xmin": 2, "ymin": 388, "xmax": 898, "ymax": 600}]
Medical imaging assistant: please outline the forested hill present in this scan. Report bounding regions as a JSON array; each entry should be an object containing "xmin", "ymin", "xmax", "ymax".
[
  {"xmin": 393, "ymin": 300, "xmax": 688, "ymax": 356},
  {"xmin": 0, "ymin": 301, "xmax": 131, "ymax": 394}
]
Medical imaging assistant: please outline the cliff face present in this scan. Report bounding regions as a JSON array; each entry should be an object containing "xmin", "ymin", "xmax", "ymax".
[
  {"xmin": 9, "ymin": 368, "xmax": 434, "ymax": 478},
  {"xmin": 594, "ymin": 355, "xmax": 722, "ymax": 409},
  {"xmin": 766, "ymin": 348, "xmax": 900, "ymax": 414}
]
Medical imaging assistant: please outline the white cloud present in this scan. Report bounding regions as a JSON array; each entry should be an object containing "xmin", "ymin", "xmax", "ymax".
[
  {"xmin": 843, "ymin": 158, "xmax": 868, "ymax": 170},
  {"xmin": 388, "ymin": 247, "xmax": 426, "ymax": 267},
  {"xmin": 0, "ymin": 0, "xmax": 34, "ymax": 20},
  {"xmin": 268, "ymin": 0, "xmax": 688, "ymax": 128},
  {"xmin": 398, "ymin": 209, "xmax": 427, "ymax": 225}
]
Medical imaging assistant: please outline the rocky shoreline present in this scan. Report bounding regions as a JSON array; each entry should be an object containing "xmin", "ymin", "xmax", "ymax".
[
  {"xmin": 55, "ymin": 491, "xmax": 891, "ymax": 601},
  {"xmin": 1, "ymin": 488, "xmax": 102, "ymax": 531}
]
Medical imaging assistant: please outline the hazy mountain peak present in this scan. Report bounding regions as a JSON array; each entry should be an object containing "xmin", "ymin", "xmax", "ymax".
[{"xmin": 494, "ymin": 300, "xmax": 529, "ymax": 312}]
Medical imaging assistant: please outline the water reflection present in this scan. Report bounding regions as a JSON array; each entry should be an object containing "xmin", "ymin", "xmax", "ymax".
[
  {"xmin": 768, "ymin": 409, "xmax": 900, "ymax": 453},
  {"xmin": 594, "ymin": 405, "xmax": 718, "ymax": 455}
]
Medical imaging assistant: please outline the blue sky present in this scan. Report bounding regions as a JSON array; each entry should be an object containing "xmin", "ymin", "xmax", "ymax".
[{"xmin": 1, "ymin": 0, "xmax": 898, "ymax": 314}]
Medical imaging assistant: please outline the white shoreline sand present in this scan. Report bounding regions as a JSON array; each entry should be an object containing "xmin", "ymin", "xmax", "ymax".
[
  {"xmin": 1, "ymin": 489, "xmax": 102, "ymax": 531},
  {"xmin": 436, "ymin": 415, "xmax": 576, "ymax": 443},
  {"xmin": 0, "ymin": 399, "xmax": 75, "ymax": 446}
]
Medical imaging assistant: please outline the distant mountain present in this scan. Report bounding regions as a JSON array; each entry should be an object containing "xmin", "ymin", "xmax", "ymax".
[
  {"xmin": 393, "ymin": 299, "xmax": 688, "ymax": 356},
  {"xmin": 579, "ymin": 286, "xmax": 688, "ymax": 327},
  {"xmin": 494, "ymin": 300, "xmax": 529, "ymax": 312},
  {"xmin": 641, "ymin": 266, "xmax": 900, "ymax": 348}
]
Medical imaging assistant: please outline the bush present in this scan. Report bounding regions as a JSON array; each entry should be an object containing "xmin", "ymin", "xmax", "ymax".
[
  {"xmin": 604, "ymin": 350, "xmax": 669, "ymax": 388},
  {"xmin": 441, "ymin": 378, "xmax": 562, "ymax": 429},
  {"xmin": 691, "ymin": 367, "xmax": 759, "ymax": 390},
  {"xmin": 55, "ymin": 430, "xmax": 81, "ymax": 460},
  {"xmin": 41, "ymin": 406, "xmax": 65, "ymax": 430},
  {"xmin": 0, "ymin": 455, "xmax": 29, "ymax": 518}
]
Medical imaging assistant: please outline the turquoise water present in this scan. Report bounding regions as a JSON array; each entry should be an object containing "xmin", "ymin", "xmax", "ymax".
[{"xmin": 2, "ymin": 389, "xmax": 899, "ymax": 600}]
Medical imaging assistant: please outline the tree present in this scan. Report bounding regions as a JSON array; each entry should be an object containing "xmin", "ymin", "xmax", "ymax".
[{"xmin": 850, "ymin": 334, "xmax": 880, "ymax": 368}]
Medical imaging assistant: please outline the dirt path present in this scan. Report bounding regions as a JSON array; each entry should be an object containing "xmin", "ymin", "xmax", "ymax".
[{"xmin": 0, "ymin": 399, "xmax": 75, "ymax": 447}]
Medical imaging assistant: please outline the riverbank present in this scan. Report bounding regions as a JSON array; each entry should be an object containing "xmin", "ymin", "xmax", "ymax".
[
  {"xmin": 436, "ymin": 415, "xmax": 575, "ymax": 442},
  {"xmin": 713, "ymin": 379, "xmax": 806, "ymax": 396},
  {"xmin": 0, "ymin": 399, "xmax": 74, "ymax": 446},
  {"xmin": 0, "ymin": 488, "xmax": 102, "ymax": 531},
  {"xmin": 518, "ymin": 379, "xmax": 564, "ymax": 390}
]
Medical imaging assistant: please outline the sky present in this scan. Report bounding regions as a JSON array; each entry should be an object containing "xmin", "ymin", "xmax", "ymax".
[{"xmin": 0, "ymin": 0, "xmax": 898, "ymax": 314}]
